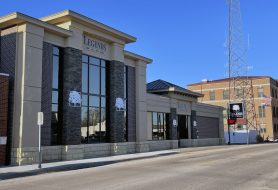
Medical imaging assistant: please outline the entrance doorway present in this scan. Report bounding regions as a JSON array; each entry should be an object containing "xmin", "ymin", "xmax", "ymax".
[{"xmin": 177, "ymin": 115, "xmax": 189, "ymax": 139}]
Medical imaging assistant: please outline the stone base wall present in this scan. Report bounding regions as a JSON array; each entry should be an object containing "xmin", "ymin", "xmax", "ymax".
[
  {"xmin": 10, "ymin": 139, "xmax": 221, "ymax": 165},
  {"xmin": 10, "ymin": 141, "xmax": 179, "ymax": 166},
  {"xmin": 148, "ymin": 140, "xmax": 179, "ymax": 151},
  {"xmin": 179, "ymin": 138, "xmax": 225, "ymax": 148}
]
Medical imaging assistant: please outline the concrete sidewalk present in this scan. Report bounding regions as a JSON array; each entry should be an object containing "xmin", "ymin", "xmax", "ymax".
[
  {"xmin": 1, "ymin": 144, "xmax": 250, "ymax": 181},
  {"xmin": 0, "ymin": 149, "xmax": 179, "ymax": 180}
]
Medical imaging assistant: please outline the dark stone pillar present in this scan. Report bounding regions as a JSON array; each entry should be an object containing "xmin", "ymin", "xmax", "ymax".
[
  {"xmin": 191, "ymin": 110, "xmax": 198, "ymax": 139},
  {"xmin": 0, "ymin": 31, "xmax": 16, "ymax": 165},
  {"xmin": 0, "ymin": 75, "xmax": 9, "ymax": 165},
  {"xmin": 127, "ymin": 66, "xmax": 136, "ymax": 142},
  {"xmin": 169, "ymin": 108, "xmax": 178, "ymax": 140},
  {"xmin": 108, "ymin": 60, "xmax": 125, "ymax": 143},
  {"xmin": 41, "ymin": 42, "xmax": 53, "ymax": 146},
  {"xmin": 61, "ymin": 47, "xmax": 82, "ymax": 145}
]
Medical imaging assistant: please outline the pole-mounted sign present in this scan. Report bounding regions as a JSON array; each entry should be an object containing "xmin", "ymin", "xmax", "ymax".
[{"xmin": 229, "ymin": 102, "xmax": 245, "ymax": 119}]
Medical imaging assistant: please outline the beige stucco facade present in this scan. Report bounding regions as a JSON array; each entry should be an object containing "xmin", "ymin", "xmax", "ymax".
[
  {"xmin": 146, "ymin": 92, "xmax": 224, "ymax": 141},
  {"xmin": 0, "ymin": 10, "xmax": 225, "ymax": 165},
  {"xmin": 0, "ymin": 10, "xmax": 153, "ymax": 165}
]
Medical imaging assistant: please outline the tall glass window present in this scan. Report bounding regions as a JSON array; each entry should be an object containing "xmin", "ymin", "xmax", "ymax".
[
  {"xmin": 151, "ymin": 112, "xmax": 168, "ymax": 140},
  {"xmin": 81, "ymin": 55, "xmax": 107, "ymax": 143},
  {"xmin": 51, "ymin": 46, "xmax": 60, "ymax": 145}
]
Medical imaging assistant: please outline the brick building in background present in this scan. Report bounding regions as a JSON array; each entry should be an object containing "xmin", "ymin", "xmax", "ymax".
[{"xmin": 188, "ymin": 76, "xmax": 278, "ymax": 141}]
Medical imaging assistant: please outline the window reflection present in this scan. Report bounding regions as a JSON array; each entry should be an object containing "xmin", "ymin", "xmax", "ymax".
[
  {"xmin": 82, "ymin": 63, "xmax": 88, "ymax": 93},
  {"xmin": 81, "ymin": 55, "xmax": 107, "ymax": 143},
  {"xmin": 88, "ymin": 107, "xmax": 100, "ymax": 143},
  {"xmin": 81, "ymin": 107, "xmax": 88, "ymax": 143},
  {"xmin": 89, "ymin": 65, "xmax": 100, "ymax": 94},
  {"xmin": 150, "ymin": 112, "xmax": 168, "ymax": 140},
  {"xmin": 52, "ymin": 56, "xmax": 59, "ymax": 89},
  {"xmin": 51, "ymin": 46, "xmax": 61, "ymax": 145}
]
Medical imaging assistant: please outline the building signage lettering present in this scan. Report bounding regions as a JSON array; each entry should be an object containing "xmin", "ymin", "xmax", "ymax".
[{"xmin": 83, "ymin": 35, "xmax": 107, "ymax": 54}]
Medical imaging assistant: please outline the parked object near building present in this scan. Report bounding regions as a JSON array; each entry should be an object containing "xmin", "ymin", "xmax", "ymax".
[
  {"xmin": 0, "ymin": 10, "xmax": 224, "ymax": 166},
  {"xmin": 224, "ymin": 130, "xmax": 257, "ymax": 144},
  {"xmin": 188, "ymin": 76, "xmax": 278, "ymax": 142}
]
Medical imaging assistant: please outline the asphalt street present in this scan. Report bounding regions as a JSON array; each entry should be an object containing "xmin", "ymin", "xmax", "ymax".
[{"xmin": 0, "ymin": 144, "xmax": 278, "ymax": 190}]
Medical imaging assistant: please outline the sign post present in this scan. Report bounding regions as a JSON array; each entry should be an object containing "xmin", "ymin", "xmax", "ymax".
[
  {"xmin": 228, "ymin": 102, "xmax": 246, "ymax": 144},
  {"xmin": 227, "ymin": 104, "xmax": 231, "ymax": 145},
  {"xmin": 37, "ymin": 112, "xmax": 44, "ymax": 169}
]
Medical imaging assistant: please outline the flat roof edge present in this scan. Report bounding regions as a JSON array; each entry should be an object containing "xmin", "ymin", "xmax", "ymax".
[
  {"xmin": 0, "ymin": 12, "xmax": 72, "ymax": 37},
  {"xmin": 41, "ymin": 10, "xmax": 136, "ymax": 43},
  {"xmin": 124, "ymin": 50, "xmax": 152, "ymax": 64},
  {"xmin": 188, "ymin": 76, "xmax": 273, "ymax": 86}
]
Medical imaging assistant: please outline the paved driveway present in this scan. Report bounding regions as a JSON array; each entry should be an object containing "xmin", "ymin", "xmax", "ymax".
[{"xmin": 0, "ymin": 144, "xmax": 277, "ymax": 190}]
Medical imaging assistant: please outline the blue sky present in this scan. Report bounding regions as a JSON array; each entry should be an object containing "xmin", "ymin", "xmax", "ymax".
[{"xmin": 1, "ymin": 0, "xmax": 278, "ymax": 87}]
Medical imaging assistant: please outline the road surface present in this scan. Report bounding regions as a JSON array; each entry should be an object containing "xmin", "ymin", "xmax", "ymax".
[{"xmin": 1, "ymin": 144, "xmax": 278, "ymax": 190}]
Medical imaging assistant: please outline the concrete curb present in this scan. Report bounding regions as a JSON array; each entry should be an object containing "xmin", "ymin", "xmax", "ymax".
[{"xmin": 0, "ymin": 150, "xmax": 179, "ymax": 180}]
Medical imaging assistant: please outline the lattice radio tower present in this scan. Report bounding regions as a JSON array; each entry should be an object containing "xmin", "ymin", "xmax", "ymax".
[{"xmin": 227, "ymin": 0, "xmax": 258, "ymax": 137}]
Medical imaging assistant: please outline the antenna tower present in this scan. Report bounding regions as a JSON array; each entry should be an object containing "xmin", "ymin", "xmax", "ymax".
[{"xmin": 227, "ymin": 0, "xmax": 258, "ymax": 138}]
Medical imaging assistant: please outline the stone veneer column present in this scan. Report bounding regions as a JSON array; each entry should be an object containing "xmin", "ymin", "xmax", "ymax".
[
  {"xmin": 127, "ymin": 66, "xmax": 136, "ymax": 142},
  {"xmin": 169, "ymin": 108, "xmax": 178, "ymax": 140},
  {"xmin": 108, "ymin": 60, "xmax": 125, "ymax": 143},
  {"xmin": 61, "ymin": 47, "xmax": 82, "ymax": 145},
  {"xmin": 41, "ymin": 42, "xmax": 53, "ymax": 146},
  {"xmin": 0, "ymin": 27, "xmax": 17, "ymax": 165},
  {"xmin": 191, "ymin": 110, "xmax": 198, "ymax": 139},
  {"xmin": 0, "ymin": 75, "xmax": 9, "ymax": 165}
]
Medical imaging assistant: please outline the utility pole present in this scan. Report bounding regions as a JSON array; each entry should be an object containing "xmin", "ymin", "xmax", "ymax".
[{"xmin": 226, "ymin": 0, "xmax": 258, "ymax": 144}]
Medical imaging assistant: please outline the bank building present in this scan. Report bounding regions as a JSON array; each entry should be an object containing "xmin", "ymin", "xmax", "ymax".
[{"xmin": 0, "ymin": 10, "xmax": 224, "ymax": 165}]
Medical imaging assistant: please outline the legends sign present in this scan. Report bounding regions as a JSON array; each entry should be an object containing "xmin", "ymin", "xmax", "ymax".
[{"xmin": 83, "ymin": 35, "xmax": 107, "ymax": 54}]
